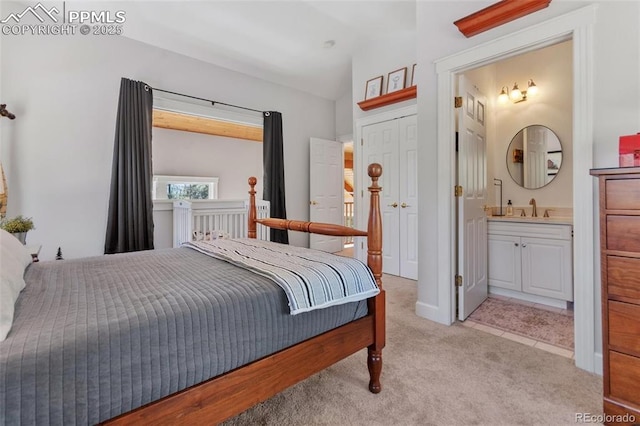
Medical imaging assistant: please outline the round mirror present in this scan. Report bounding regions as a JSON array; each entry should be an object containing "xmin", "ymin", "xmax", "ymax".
[{"xmin": 506, "ymin": 125, "xmax": 562, "ymax": 189}]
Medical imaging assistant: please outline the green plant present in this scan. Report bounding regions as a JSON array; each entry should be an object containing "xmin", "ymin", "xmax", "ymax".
[{"xmin": 0, "ymin": 215, "xmax": 34, "ymax": 233}]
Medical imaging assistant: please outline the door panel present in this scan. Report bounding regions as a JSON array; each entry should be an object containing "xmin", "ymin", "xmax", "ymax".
[
  {"xmin": 488, "ymin": 234, "xmax": 521, "ymax": 291},
  {"xmin": 363, "ymin": 120, "xmax": 400, "ymax": 276},
  {"xmin": 399, "ymin": 115, "xmax": 418, "ymax": 280},
  {"xmin": 521, "ymin": 237, "xmax": 573, "ymax": 300},
  {"xmin": 458, "ymin": 75, "xmax": 489, "ymax": 320},
  {"xmin": 309, "ymin": 137, "xmax": 343, "ymax": 253}
]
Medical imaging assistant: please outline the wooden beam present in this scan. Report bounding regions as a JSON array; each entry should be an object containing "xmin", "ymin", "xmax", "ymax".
[
  {"xmin": 152, "ymin": 109, "xmax": 263, "ymax": 142},
  {"xmin": 454, "ymin": 0, "xmax": 551, "ymax": 38}
]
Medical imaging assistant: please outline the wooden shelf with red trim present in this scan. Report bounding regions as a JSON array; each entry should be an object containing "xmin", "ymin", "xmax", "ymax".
[
  {"xmin": 453, "ymin": 0, "xmax": 551, "ymax": 38},
  {"xmin": 357, "ymin": 86, "xmax": 416, "ymax": 111}
]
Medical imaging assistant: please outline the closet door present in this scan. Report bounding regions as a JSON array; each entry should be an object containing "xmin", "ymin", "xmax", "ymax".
[
  {"xmin": 362, "ymin": 119, "xmax": 400, "ymax": 276},
  {"xmin": 399, "ymin": 115, "xmax": 418, "ymax": 280}
]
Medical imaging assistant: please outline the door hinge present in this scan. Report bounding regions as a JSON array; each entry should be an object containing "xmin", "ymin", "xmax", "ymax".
[
  {"xmin": 454, "ymin": 96, "xmax": 463, "ymax": 108},
  {"xmin": 361, "ymin": 138, "xmax": 363, "ymax": 146},
  {"xmin": 455, "ymin": 185, "xmax": 463, "ymax": 197},
  {"xmin": 455, "ymin": 275, "xmax": 463, "ymax": 287},
  {"xmin": 361, "ymin": 190, "xmax": 364, "ymax": 197}
]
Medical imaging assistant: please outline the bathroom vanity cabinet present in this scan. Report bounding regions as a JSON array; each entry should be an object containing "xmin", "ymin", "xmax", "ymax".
[
  {"xmin": 591, "ymin": 167, "xmax": 640, "ymax": 423},
  {"xmin": 488, "ymin": 220, "xmax": 573, "ymax": 302}
]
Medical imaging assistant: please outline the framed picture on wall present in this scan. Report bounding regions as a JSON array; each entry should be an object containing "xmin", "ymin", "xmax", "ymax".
[
  {"xmin": 411, "ymin": 64, "xmax": 417, "ymax": 86},
  {"xmin": 387, "ymin": 67, "xmax": 407, "ymax": 94},
  {"xmin": 513, "ymin": 149, "xmax": 524, "ymax": 163},
  {"xmin": 365, "ymin": 76, "xmax": 383, "ymax": 100}
]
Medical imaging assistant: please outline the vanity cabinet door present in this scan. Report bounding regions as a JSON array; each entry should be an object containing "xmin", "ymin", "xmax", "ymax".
[
  {"xmin": 521, "ymin": 237, "xmax": 573, "ymax": 301},
  {"xmin": 488, "ymin": 234, "xmax": 521, "ymax": 291}
]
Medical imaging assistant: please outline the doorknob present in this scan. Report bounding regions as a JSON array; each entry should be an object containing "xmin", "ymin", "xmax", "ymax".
[
  {"xmin": 388, "ymin": 202, "xmax": 398, "ymax": 208},
  {"xmin": 310, "ymin": 200, "xmax": 318, "ymax": 205},
  {"xmin": 401, "ymin": 202, "xmax": 410, "ymax": 208}
]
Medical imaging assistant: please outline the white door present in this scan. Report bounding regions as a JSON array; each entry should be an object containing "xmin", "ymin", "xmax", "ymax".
[
  {"xmin": 362, "ymin": 120, "xmax": 400, "ymax": 275},
  {"xmin": 399, "ymin": 115, "xmax": 418, "ymax": 280},
  {"xmin": 309, "ymin": 137, "xmax": 343, "ymax": 253},
  {"xmin": 457, "ymin": 75, "xmax": 489, "ymax": 320}
]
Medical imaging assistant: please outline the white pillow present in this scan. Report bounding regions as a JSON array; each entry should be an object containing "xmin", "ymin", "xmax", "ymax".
[{"xmin": 0, "ymin": 229, "xmax": 32, "ymax": 341}]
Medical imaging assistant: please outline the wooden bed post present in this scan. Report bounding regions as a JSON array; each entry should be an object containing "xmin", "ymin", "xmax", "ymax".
[
  {"xmin": 248, "ymin": 177, "xmax": 257, "ymax": 239},
  {"xmin": 366, "ymin": 163, "xmax": 385, "ymax": 394}
]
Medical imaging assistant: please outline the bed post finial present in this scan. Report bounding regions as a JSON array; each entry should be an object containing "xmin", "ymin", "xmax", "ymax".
[{"xmin": 248, "ymin": 177, "xmax": 257, "ymax": 239}]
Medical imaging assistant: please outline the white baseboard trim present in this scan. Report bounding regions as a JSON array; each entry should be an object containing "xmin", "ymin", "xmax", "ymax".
[
  {"xmin": 593, "ymin": 352, "xmax": 603, "ymax": 376},
  {"xmin": 415, "ymin": 301, "xmax": 452, "ymax": 325},
  {"xmin": 488, "ymin": 286, "xmax": 570, "ymax": 309}
]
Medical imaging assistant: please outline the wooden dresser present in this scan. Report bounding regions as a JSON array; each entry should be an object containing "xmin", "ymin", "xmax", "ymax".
[{"xmin": 591, "ymin": 167, "xmax": 640, "ymax": 424}]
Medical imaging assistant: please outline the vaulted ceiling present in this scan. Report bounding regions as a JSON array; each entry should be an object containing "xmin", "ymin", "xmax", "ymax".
[{"xmin": 100, "ymin": 1, "xmax": 417, "ymax": 101}]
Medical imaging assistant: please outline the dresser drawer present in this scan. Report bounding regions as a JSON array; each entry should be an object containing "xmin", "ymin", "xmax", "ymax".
[
  {"xmin": 607, "ymin": 216, "xmax": 640, "ymax": 252},
  {"xmin": 609, "ymin": 351, "xmax": 640, "ymax": 406},
  {"xmin": 606, "ymin": 178, "xmax": 640, "ymax": 210},
  {"xmin": 607, "ymin": 256, "xmax": 640, "ymax": 301},
  {"xmin": 609, "ymin": 301, "xmax": 640, "ymax": 356}
]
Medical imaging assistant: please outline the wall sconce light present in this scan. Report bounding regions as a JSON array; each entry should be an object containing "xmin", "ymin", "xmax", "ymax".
[{"xmin": 498, "ymin": 79, "xmax": 538, "ymax": 104}]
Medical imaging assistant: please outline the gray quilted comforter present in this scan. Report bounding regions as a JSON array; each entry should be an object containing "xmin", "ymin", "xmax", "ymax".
[{"xmin": 0, "ymin": 248, "xmax": 368, "ymax": 425}]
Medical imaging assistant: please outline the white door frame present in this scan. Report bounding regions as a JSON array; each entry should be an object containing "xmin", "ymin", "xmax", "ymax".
[
  {"xmin": 354, "ymin": 105, "xmax": 417, "ymax": 262},
  {"xmin": 433, "ymin": 6, "xmax": 597, "ymax": 373}
]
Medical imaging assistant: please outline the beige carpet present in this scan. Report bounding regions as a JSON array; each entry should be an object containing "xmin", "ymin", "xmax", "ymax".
[
  {"xmin": 225, "ymin": 275, "xmax": 601, "ymax": 426},
  {"xmin": 469, "ymin": 297, "xmax": 574, "ymax": 350}
]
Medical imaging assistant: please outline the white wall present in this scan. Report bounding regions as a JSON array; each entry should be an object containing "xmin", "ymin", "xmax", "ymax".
[
  {"xmin": 416, "ymin": 1, "xmax": 639, "ymax": 365},
  {"xmin": 351, "ymin": 30, "xmax": 416, "ymax": 238},
  {"xmin": 352, "ymin": 31, "xmax": 417, "ymax": 124},
  {"xmin": 335, "ymin": 91, "xmax": 353, "ymax": 139},
  {"xmin": 152, "ymin": 128, "xmax": 263, "ymax": 200},
  {"xmin": 493, "ymin": 40, "xmax": 573, "ymax": 209},
  {"xmin": 0, "ymin": 10, "xmax": 335, "ymax": 259},
  {"xmin": 466, "ymin": 40, "xmax": 574, "ymax": 210}
]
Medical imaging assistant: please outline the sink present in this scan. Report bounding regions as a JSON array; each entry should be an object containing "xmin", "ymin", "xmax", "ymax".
[{"xmin": 488, "ymin": 216, "xmax": 573, "ymax": 225}]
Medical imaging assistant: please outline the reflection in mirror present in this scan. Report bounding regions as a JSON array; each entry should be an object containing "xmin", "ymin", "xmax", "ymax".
[{"xmin": 506, "ymin": 125, "xmax": 562, "ymax": 189}]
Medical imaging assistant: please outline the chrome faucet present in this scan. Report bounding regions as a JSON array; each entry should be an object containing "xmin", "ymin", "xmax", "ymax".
[{"xmin": 529, "ymin": 198, "xmax": 537, "ymax": 217}]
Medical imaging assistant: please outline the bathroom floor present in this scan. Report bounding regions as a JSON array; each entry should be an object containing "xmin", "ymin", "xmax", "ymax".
[{"xmin": 464, "ymin": 295, "xmax": 574, "ymax": 359}]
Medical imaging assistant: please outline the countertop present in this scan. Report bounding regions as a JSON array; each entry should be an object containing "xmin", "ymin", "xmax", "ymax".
[{"xmin": 488, "ymin": 216, "xmax": 573, "ymax": 225}]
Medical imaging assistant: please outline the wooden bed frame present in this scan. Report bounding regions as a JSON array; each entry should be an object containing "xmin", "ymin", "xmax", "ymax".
[{"xmin": 105, "ymin": 163, "xmax": 385, "ymax": 425}]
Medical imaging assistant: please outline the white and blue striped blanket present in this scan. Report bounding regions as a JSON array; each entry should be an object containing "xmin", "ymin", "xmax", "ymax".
[{"xmin": 184, "ymin": 238, "xmax": 379, "ymax": 315}]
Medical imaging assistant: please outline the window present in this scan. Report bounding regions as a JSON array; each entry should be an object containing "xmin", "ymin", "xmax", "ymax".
[{"xmin": 153, "ymin": 175, "xmax": 219, "ymax": 200}]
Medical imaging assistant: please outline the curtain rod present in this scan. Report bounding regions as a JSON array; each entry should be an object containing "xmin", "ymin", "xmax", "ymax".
[{"xmin": 146, "ymin": 86, "xmax": 265, "ymax": 114}]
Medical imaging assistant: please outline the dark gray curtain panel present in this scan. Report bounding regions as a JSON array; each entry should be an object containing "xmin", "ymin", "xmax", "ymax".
[
  {"xmin": 104, "ymin": 78, "xmax": 154, "ymax": 254},
  {"xmin": 263, "ymin": 111, "xmax": 289, "ymax": 244}
]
